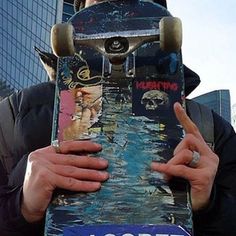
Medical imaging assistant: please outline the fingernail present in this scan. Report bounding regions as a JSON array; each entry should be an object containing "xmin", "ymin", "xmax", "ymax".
[
  {"xmin": 176, "ymin": 102, "xmax": 184, "ymax": 110},
  {"xmin": 95, "ymin": 143, "xmax": 102, "ymax": 149},
  {"xmin": 99, "ymin": 171, "xmax": 109, "ymax": 179},
  {"xmin": 99, "ymin": 158, "xmax": 108, "ymax": 166},
  {"xmin": 151, "ymin": 162, "xmax": 160, "ymax": 169}
]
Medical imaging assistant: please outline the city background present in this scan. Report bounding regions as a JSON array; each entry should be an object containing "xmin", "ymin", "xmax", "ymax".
[{"xmin": 0, "ymin": 0, "xmax": 235, "ymax": 131}]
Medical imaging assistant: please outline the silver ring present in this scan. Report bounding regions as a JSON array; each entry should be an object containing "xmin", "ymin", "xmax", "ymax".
[
  {"xmin": 51, "ymin": 139, "xmax": 61, "ymax": 153},
  {"xmin": 188, "ymin": 151, "xmax": 200, "ymax": 168}
]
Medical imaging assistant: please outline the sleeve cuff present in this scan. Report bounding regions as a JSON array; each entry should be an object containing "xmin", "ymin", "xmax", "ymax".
[{"xmin": 7, "ymin": 186, "xmax": 44, "ymax": 233}]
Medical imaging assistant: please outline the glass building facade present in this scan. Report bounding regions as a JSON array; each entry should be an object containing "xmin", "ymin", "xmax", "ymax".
[
  {"xmin": 0, "ymin": 0, "xmax": 63, "ymax": 98},
  {"xmin": 192, "ymin": 90, "xmax": 231, "ymax": 123},
  {"xmin": 63, "ymin": 0, "xmax": 75, "ymax": 22}
]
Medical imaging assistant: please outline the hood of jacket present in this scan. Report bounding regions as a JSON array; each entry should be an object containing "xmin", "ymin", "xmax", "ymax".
[
  {"xmin": 35, "ymin": 49, "xmax": 200, "ymax": 97},
  {"xmin": 183, "ymin": 64, "xmax": 201, "ymax": 97}
]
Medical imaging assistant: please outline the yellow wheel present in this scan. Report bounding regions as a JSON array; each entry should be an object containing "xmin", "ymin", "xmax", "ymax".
[
  {"xmin": 51, "ymin": 23, "xmax": 75, "ymax": 57},
  {"xmin": 159, "ymin": 17, "xmax": 182, "ymax": 52}
]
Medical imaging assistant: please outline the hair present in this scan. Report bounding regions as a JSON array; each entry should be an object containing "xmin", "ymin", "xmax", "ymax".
[{"xmin": 73, "ymin": 0, "xmax": 167, "ymax": 12}]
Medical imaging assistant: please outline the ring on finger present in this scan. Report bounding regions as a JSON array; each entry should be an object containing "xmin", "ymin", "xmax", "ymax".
[
  {"xmin": 51, "ymin": 139, "xmax": 61, "ymax": 153},
  {"xmin": 188, "ymin": 151, "xmax": 200, "ymax": 168}
]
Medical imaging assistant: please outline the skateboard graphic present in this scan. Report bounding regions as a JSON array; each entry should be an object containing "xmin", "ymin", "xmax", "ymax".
[{"xmin": 45, "ymin": 1, "xmax": 192, "ymax": 236}]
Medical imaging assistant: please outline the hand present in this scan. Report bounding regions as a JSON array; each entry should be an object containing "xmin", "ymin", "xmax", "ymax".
[
  {"xmin": 21, "ymin": 140, "xmax": 109, "ymax": 223},
  {"xmin": 151, "ymin": 102, "xmax": 219, "ymax": 211}
]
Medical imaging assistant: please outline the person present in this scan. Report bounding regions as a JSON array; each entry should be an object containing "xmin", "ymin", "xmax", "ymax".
[{"xmin": 0, "ymin": 1, "xmax": 236, "ymax": 236}]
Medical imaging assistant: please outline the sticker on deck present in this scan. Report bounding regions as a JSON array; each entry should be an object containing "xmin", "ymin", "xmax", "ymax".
[{"xmin": 63, "ymin": 224, "xmax": 191, "ymax": 236}]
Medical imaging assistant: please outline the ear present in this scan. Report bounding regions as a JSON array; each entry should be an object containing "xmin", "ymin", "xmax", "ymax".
[{"xmin": 34, "ymin": 46, "xmax": 58, "ymax": 81}]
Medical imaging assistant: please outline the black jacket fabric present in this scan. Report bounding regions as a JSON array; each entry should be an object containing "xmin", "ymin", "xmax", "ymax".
[
  {"xmin": 0, "ymin": 82, "xmax": 54, "ymax": 236},
  {"xmin": 0, "ymin": 69, "xmax": 236, "ymax": 235}
]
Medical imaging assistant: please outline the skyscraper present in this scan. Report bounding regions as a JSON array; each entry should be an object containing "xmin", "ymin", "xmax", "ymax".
[
  {"xmin": 63, "ymin": 0, "xmax": 75, "ymax": 22},
  {"xmin": 0, "ymin": 0, "xmax": 63, "ymax": 98},
  {"xmin": 192, "ymin": 90, "xmax": 231, "ymax": 123}
]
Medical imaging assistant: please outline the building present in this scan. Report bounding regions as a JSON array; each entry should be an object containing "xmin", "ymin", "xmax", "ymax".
[
  {"xmin": 192, "ymin": 90, "xmax": 231, "ymax": 123},
  {"xmin": 232, "ymin": 104, "xmax": 236, "ymax": 131},
  {"xmin": 0, "ymin": 79, "xmax": 14, "ymax": 100},
  {"xmin": 63, "ymin": 0, "xmax": 75, "ymax": 22},
  {"xmin": 0, "ymin": 0, "xmax": 63, "ymax": 98}
]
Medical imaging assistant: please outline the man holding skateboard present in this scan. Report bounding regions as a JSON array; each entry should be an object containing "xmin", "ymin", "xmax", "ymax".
[{"xmin": 0, "ymin": 0, "xmax": 236, "ymax": 236}]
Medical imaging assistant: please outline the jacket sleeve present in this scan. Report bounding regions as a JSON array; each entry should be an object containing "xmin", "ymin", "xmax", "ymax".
[
  {"xmin": 193, "ymin": 112, "xmax": 236, "ymax": 236},
  {"xmin": 0, "ymin": 154, "xmax": 44, "ymax": 236},
  {"xmin": 0, "ymin": 83, "xmax": 54, "ymax": 235}
]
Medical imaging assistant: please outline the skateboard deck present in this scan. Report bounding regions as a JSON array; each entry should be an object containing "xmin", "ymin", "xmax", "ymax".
[{"xmin": 45, "ymin": 1, "xmax": 192, "ymax": 235}]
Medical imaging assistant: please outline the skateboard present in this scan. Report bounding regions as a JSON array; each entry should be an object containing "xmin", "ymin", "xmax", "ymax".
[{"xmin": 45, "ymin": 1, "xmax": 192, "ymax": 235}]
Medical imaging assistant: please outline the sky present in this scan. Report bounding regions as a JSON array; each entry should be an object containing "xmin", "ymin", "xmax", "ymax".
[{"xmin": 167, "ymin": 0, "xmax": 236, "ymax": 105}]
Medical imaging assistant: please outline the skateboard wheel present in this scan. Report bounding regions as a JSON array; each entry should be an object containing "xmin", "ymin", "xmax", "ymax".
[
  {"xmin": 159, "ymin": 17, "xmax": 182, "ymax": 52},
  {"xmin": 51, "ymin": 23, "xmax": 75, "ymax": 57}
]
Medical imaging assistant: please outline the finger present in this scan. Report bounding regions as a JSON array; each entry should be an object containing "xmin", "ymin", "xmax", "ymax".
[
  {"xmin": 151, "ymin": 161, "xmax": 172, "ymax": 181},
  {"xmin": 168, "ymin": 149, "xmax": 193, "ymax": 166},
  {"xmin": 53, "ymin": 174, "xmax": 103, "ymax": 192},
  {"xmin": 174, "ymin": 102, "xmax": 203, "ymax": 140},
  {"xmin": 50, "ymin": 155, "xmax": 108, "ymax": 170},
  {"xmin": 52, "ymin": 140, "xmax": 102, "ymax": 154},
  {"xmin": 151, "ymin": 162, "xmax": 196, "ymax": 182},
  {"xmin": 50, "ymin": 164, "xmax": 109, "ymax": 182},
  {"xmin": 174, "ymin": 133, "xmax": 210, "ymax": 156},
  {"xmin": 174, "ymin": 133, "xmax": 199, "ymax": 155}
]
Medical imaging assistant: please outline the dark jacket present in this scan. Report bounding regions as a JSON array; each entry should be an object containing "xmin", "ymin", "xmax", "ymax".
[
  {"xmin": 0, "ymin": 82, "xmax": 54, "ymax": 236},
  {"xmin": 0, "ymin": 67, "xmax": 236, "ymax": 236}
]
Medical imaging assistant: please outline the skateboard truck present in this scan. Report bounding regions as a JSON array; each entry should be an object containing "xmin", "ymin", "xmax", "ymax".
[
  {"xmin": 75, "ymin": 29, "xmax": 159, "ymax": 82},
  {"xmin": 51, "ymin": 17, "xmax": 182, "ymax": 83},
  {"xmin": 103, "ymin": 36, "xmax": 135, "ymax": 82},
  {"xmin": 102, "ymin": 51, "xmax": 135, "ymax": 84},
  {"xmin": 77, "ymin": 29, "xmax": 159, "ymax": 61}
]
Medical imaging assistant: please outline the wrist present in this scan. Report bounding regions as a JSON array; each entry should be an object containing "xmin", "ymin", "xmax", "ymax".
[
  {"xmin": 192, "ymin": 198, "xmax": 210, "ymax": 212},
  {"xmin": 21, "ymin": 197, "xmax": 44, "ymax": 223},
  {"xmin": 192, "ymin": 184, "xmax": 216, "ymax": 214}
]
